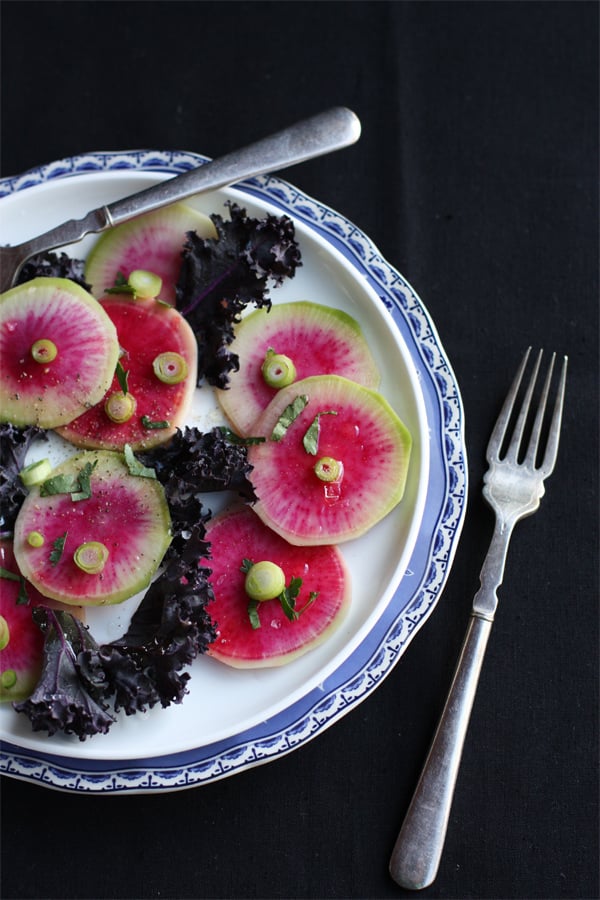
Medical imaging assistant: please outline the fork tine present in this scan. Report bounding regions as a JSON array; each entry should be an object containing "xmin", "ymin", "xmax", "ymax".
[
  {"xmin": 539, "ymin": 354, "xmax": 568, "ymax": 476},
  {"xmin": 486, "ymin": 347, "xmax": 531, "ymax": 461},
  {"xmin": 523, "ymin": 352, "xmax": 555, "ymax": 468},
  {"xmin": 505, "ymin": 349, "xmax": 543, "ymax": 462}
]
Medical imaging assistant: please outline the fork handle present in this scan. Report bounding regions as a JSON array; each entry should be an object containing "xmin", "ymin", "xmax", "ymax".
[
  {"xmin": 107, "ymin": 106, "xmax": 360, "ymax": 223},
  {"xmin": 11, "ymin": 107, "xmax": 360, "ymax": 263},
  {"xmin": 389, "ymin": 613, "xmax": 493, "ymax": 890}
]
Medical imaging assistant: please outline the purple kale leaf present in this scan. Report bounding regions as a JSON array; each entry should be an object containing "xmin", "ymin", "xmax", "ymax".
[
  {"xmin": 13, "ymin": 513, "xmax": 217, "ymax": 737},
  {"xmin": 176, "ymin": 202, "xmax": 301, "ymax": 389},
  {"xmin": 13, "ymin": 608, "xmax": 115, "ymax": 740},
  {"xmin": 88, "ymin": 509, "xmax": 217, "ymax": 717},
  {"xmin": 13, "ymin": 537, "xmax": 217, "ymax": 737},
  {"xmin": 0, "ymin": 423, "xmax": 47, "ymax": 531},
  {"xmin": 16, "ymin": 251, "xmax": 90, "ymax": 290},
  {"xmin": 140, "ymin": 426, "xmax": 257, "ymax": 504},
  {"xmin": 103, "ymin": 566, "xmax": 215, "ymax": 714}
]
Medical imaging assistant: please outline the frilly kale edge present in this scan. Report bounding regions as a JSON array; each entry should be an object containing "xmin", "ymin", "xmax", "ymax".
[
  {"xmin": 0, "ymin": 423, "xmax": 47, "ymax": 532},
  {"xmin": 176, "ymin": 201, "xmax": 301, "ymax": 389},
  {"xmin": 16, "ymin": 251, "xmax": 91, "ymax": 290}
]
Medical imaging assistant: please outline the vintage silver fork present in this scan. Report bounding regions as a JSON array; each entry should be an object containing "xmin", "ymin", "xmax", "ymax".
[
  {"xmin": 389, "ymin": 347, "xmax": 567, "ymax": 890},
  {"xmin": 0, "ymin": 106, "xmax": 361, "ymax": 293}
]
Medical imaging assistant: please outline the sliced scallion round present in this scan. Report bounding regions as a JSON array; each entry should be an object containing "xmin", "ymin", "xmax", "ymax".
[
  {"xmin": 244, "ymin": 560, "xmax": 286, "ymax": 602},
  {"xmin": 314, "ymin": 456, "xmax": 343, "ymax": 483},
  {"xmin": 30, "ymin": 338, "xmax": 58, "ymax": 364},
  {"xmin": 19, "ymin": 458, "xmax": 52, "ymax": 487},
  {"xmin": 261, "ymin": 349, "xmax": 297, "ymax": 389},
  {"xmin": 128, "ymin": 269, "xmax": 163, "ymax": 299},
  {"xmin": 105, "ymin": 391, "xmax": 137, "ymax": 423},
  {"xmin": 152, "ymin": 351, "xmax": 188, "ymax": 385},
  {"xmin": 27, "ymin": 531, "xmax": 45, "ymax": 548},
  {"xmin": 0, "ymin": 616, "xmax": 10, "ymax": 651},
  {"xmin": 73, "ymin": 541, "xmax": 109, "ymax": 575}
]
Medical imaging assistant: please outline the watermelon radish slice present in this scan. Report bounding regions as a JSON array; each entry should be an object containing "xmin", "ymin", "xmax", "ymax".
[
  {"xmin": 247, "ymin": 375, "xmax": 412, "ymax": 546},
  {"xmin": 216, "ymin": 301, "xmax": 381, "ymax": 435},
  {"xmin": 0, "ymin": 278, "xmax": 119, "ymax": 428},
  {"xmin": 0, "ymin": 539, "xmax": 84, "ymax": 702},
  {"xmin": 204, "ymin": 506, "xmax": 350, "ymax": 668},
  {"xmin": 85, "ymin": 203, "xmax": 217, "ymax": 305},
  {"xmin": 13, "ymin": 450, "xmax": 172, "ymax": 606},
  {"xmin": 56, "ymin": 295, "xmax": 198, "ymax": 451}
]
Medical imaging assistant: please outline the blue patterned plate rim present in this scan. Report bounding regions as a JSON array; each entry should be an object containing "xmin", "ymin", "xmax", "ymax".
[{"xmin": 0, "ymin": 150, "xmax": 467, "ymax": 793}]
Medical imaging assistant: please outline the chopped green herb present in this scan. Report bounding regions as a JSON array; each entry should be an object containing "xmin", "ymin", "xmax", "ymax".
[
  {"xmin": 242, "ymin": 559, "xmax": 262, "ymax": 629},
  {"xmin": 123, "ymin": 444, "xmax": 157, "ymax": 479},
  {"xmin": 270, "ymin": 394, "xmax": 309, "ymax": 442},
  {"xmin": 0, "ymin": 567, "xmax": 20, "ymax": 582},
  {"xmin": 242, "ymin": 562, "xmax": 318, "ymax": 627},
  {"xmin": 299, "ymin": 591, "xmax": 319, "ymax": 616},
  {"xmin": 106, "ymin": 271, "xmax": 135, "ymax": 296},
  {"xmin": 40, "ymin": 460, "xmax": 97, "ymax": 502},
  {"xmin": 218, "ymin": 427, "xmax": 265, "ymax": 446},
  {"xmin": 40, "ymin": 473, "xmax": 78, "ymax": 497},
  {"xmin": 0, "ymin": 567, "xmax": 31, "ymax": 605},
  {"xmin": 247, "ymin": 599, "xmax": 261, "ymax": 630},
  {"xmin": 16, "ymin": 580, "xmax": 30, "ymax": 605},
  {"xmin": 50, "ymin": 532, "xmax": 68, "ymax": 566},
  {"xmin": 279, "ymin": 576, "xmax": 303, "ymax": 621},
  {"xmin": 141, "ymin": 415, "xmax": 170, "ymax": 430},
  {"xmin": 115, "ymin": 360, "xmax": 130, "ymax": 395},
  {"xmin": 302, "ymin": 410, "xmax": 338, "ymax": 455},
  {"xmin": 279, "ymin": 578, "xmax": 317, "ymax": 621},
  {"xmin": 69, "ymin": 461, "xmax": 96, "ymax": 501}
]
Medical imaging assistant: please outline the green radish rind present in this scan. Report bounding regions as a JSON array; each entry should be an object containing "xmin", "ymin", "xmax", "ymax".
[
  {"xmin": 247, "ymin": 375, "xmax": 412, "ymax": 546},
  {"xmin": 216, "ymin": 301, "xmax": 381, "ymax": 435},
  {"xmin": 204, "ymin": 506, "xmax": 351, "ymax": 668},
  {"xmin": 56, "ymin": 295, "xmax": 198, "ymax": 451},
  {"xmin": 0, "ymin": 278, "xmax": 120, "ymax": 428},
  {"xmin": 13, "ymin": 450, "xmax": 172, "ymax": 607},
  {"xmin": 84, "ymin": 203, "xmax": 217, "ymax": 305}
]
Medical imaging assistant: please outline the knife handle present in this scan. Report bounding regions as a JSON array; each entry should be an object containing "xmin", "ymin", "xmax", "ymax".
[{"xmin": 389, "ymin": 614, "xmax": 493, "ymax": 890}]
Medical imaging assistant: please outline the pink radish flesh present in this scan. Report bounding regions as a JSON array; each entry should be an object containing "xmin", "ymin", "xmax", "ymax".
[
  {"xmin": 0, "ymin": 278, "xmax": 119, "ymax": 428},
  {"xmin": 205, "ymin": 506, "xmax": 350, "ymax": 668},
  {"xmin": 216, "ymin": 301, "xmax": 381, "ymax": 435},
  {"xmin": 57, "ymin": 295, "xmax": 197, "ymax": 451},
  {"xmin": 247, "ymin": 375, "xmax": 412, "ymax": 545},
  {"xmin": 13, "ymin": 450, "xmax": 171, "ymax": 606},
  {"xmin": 84, "ymin": 203, "xmax": 217, "ymax": 305}
]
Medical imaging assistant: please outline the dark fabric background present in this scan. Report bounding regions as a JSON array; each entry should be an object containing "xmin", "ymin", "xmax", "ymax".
[{"xmin": 1, "ymin": 2, "xmax": 597, "ymax": 899}]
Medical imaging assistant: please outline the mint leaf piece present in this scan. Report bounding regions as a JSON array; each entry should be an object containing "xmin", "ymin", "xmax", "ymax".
[
  {"xmin": 270, "ymin": 395, "xmax": 309, "ymax": 442},
  {"xmin": 50, "ymin": 532, "xmax": 67, "ymax": 566},
  {"xmin": 302, "ymin": 410, "xmax": 337, "ymax": 455},
  {"xmin": 123, "ymin": 444, "xmax": 157, "ymax": 479}
]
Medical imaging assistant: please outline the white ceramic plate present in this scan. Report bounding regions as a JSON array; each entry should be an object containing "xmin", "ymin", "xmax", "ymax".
[{"xmin": 0, "ymin": 152, "xmax": 467, "ymax": 792}]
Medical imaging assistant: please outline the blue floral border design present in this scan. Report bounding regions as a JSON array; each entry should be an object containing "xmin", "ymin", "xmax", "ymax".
[{"xmin": 0, "ymin": 151, "xmax": 467, "ymax": 793}]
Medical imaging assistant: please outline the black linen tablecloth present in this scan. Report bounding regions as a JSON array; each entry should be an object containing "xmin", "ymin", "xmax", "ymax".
[{"xmin": 0, "ymin": 2, "xmax": 597, "ymax": 899}]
